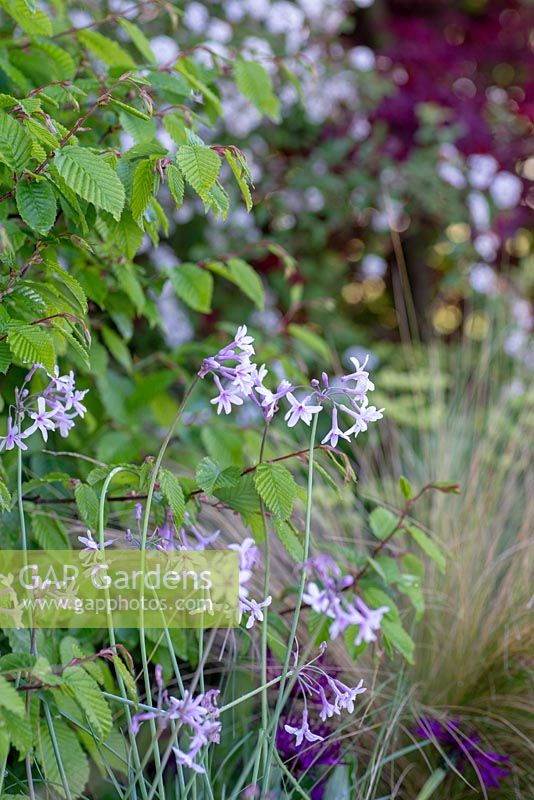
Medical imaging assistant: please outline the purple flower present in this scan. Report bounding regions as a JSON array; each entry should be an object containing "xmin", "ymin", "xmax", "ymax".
[
  {"xmin": 210, "ymin": 375, "xmax": 244, "ymax": 415},
  {"xmin": 0, "ymin": 417, "xmax": 28, "ymax": 452},
  {"xmin": 321, "ymin": 406, "xmax": 351, "ymax": 448},
  {"xmin": 415, "ymin": 716, "xmax": 510, "ymax": 791},
  {"xmin": 284, "ymin": 393, "xmax": 323, "ymax": 427},
  {"xmin": 284, "ymin": 705, "xmax": 324, "ymax": 747},
  {"xmin": 78, "ymin": 529, "xmax": 112, "ymax": 551},
  {"xmin": 351, "ymin": 597, "xmax": 389, "ymax": 646},
  {"xmin": 24, "ymin": 397, "xmax": 59, "ymax": 442},
  {"xmin": 229, "ymin": 537, "xmax": 270, "ymax": 628}
]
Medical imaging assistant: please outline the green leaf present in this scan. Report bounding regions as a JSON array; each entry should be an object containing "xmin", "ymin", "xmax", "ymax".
[
  {"xmin": 224, "ymin": 148, "xmax": 253, "ymax": 211},
  {"xmin": 169, "ymin": 263, "xmax": 213, "ymax": 313},
  {"xmin": 159, "ymin": 469, "xmax": 185, "ymax": 527},
  {"xmin": 0, "ymin": 341, "xmax": 11, "ymax": 374},
  {"xmin": 1, "ymin": 0, "xmax": 52, "ymax": 36},
  {"xmin": 131, "ymin": 158, "xmax": 156, "ymax": 222},
  {"xmin": 174, "ymin": 60, "xmax": 222, "ymax": 116},
  {"xmin": 0, "ymin": 674, "xmax": 25, "ymax": 717},
  {"xmin": 0, "ymin": 111, "xmax": 32, "ymax": 172},
  {"xmin": 399, "ymin": 475, "xmax": 413, "ymax": 499},
  {"xmin": 254, "ymin": 463, "xmax": 296, "ymax": 521},
  {"xmin": 287, "ymin": 323, "xmax": 331, "ymax": 362},
  {"xmin": 16, "ymin": 179, "xmax": 57, "ymax": 234},
  {"xmin": 215, "ymin": 473, "xmax": 260, "ymax": 517},
  {"xmin": 78, "ymin": 29, "xmax": 136, "ymax": 69},
  {"xmin": 176, "ymin": 145, "xmax": 220, "ymax": 194},
  {"xmin": 273, "ymin": 519, "xmax": 303, "ymax": 562},
  {"xmin": 381, "ymin": 617, "xmax": 416, "ymax": 663},
  {"xmin": 63, "ymin": 666, "xmax": 113, "ymax": 740},
  {"xmin": 407, "ymin": 525, "xmax": 446, "ymax": 574},
  {"xmin": 112, "ymin": 654, "xmax": 138, "ymax": 707},
  {"xmin": 7, "ymin": 323, "xmax": 55, "ymax": 373},
  {"xmin": 118, "ymin": 18, "xmax": 156, "ymax": 64},
  {"xmin": 234, "ymin": 59, "xmax": 281, "ymax": 121},
  {"xmin": 369, "ymin": 507, "xmax": 398, "ymax": 540},
  {"xmin": 54, "ymin": 146, "xmax": 125, "ymax": 221},
  {"xmin": 31, "ymin": 514, "xmax": 70, "ymax": 549},
  {"xmin": 74, "ymin": 483, "xmax": 99, "ymax": 529},
  {"xmin": 101, "ymin": 324, "xmax": 132, "ymax": 371},
  {"xmin": 0, "ymin": 705, "xmax": 32, "ymax": 755},
  {"xmin": 0, "ymin": 478, "xmax": 10, "ymax": 511},
  {"xmin": 226, "ymin": 258, "xmax": 264, "ymax": 309},
  {"xmin": 195, "ymin": 458, "xmax": 241, "ymax": 494},
  {"xmin": 37, "ymin": 715, "xmax": 90, "ymax": 799},
  {"xmin": 167, "ymin": 163, "xmax": 184, "ymax": 207}
]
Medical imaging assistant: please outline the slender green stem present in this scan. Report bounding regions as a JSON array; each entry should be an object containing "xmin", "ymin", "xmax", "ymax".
[
  {"xmin": 252, "ymin": 422, "xmax": 270, "ymax": 784},
  {"xmin": 17, "ymin": 445, "xmax": 36, "ymax": 800},
  {"xmin": 416, "ymin": 768, "xmax": 447, "ymax": 800},
  {"xmin": 261, "ymin": 412, "xmax": 319, "ymax": 796},
  {"xmin": 99, "ymin": 466, "xmax": 145, "ymax": 800},
  {"xmin": 137, "ymin": 376, "xmax": 199, "ymax": 800},
  {"xmin": 44, "ymin": 703, "xmax": 73, "ymax": 800}
]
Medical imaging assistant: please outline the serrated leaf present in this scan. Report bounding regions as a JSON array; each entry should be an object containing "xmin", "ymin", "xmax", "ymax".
[
  {"xmin": 159, "ymin": 469, "xmax": 185, "ymax": 527},
  {"xmin": 169, "ymin": 263, "xmax": 213, "ymax": 313},
  {"xmin": 167, "ymin": 163, "xmax": 184, "ymax": 207},
  {"xmin": 131, "ymin": 158, "xmax": 156, "ymax": 222},
  {"xmin": 215, "ymin": 473, "xmax": 260, "ymax": 517},
  {"xmin": 0, "ymin": 705, "xmax": 32, "ymax": 755},
  {"xmin": 0, "ymin": 111, "xmax": 32, "ymax": 172},
  {"xmin": 226, "ymin": 258, "xmax": 264, "ymax": 309},
  {"xmin": 407, "ymin": 525, "xmax": 446, "ymax": 574},
  {"xmin": 234, "ymin": 59, "xmax": 280, "ymax": 121},
  {"xmin": 54, "ymin": 146, "xmax": 125, "ymax": 221},
  {"xmin": 31, "ymin": 514, "xmax": 69, "ymax": 549},
  {"xmin": 15, "ymin": 179, "xmax": 56, "ymax": 234},
  {"xmin": 195, "ymin": 458, "xmax": 241, "ymax": 494},
  {"xmin": 0, "ymin": 674, "xmax": 25, "ymax": 716},
  {"xmin": 74, "ymin": 483, "xmax": 99, "ymax": 529},
  {"xmin": 112, "ymin": 654, "xmax": 138, "ymax": 707},
  {"xmin": 0, "ymin": 341, "xmax": 11, "ymax": 374},
  {"xmin": 78, "ymin": 29, "xmax": 135, "ymax": 69},
  {"xmin": 7, "ymin": 323, "xmax": 55, "ymax": 373},
  {"xmin": 254, "ymin": 463, "xmax": 296, "ymax": 521},
  {"xmin": 2, "ymin": 0, "xmax": 52, "ymax": 35},
  {"xmin": 37, "ymin": 714, "xmax": 90, "ymax": 798},
  {"xmin": 273, "ymin": 519, "xmax": 303, "ymax": 562},
  {"xmin": 118, "ymin": 18, "xmax": 156, "ymax": 64},
  {"xmin": 224, "ymin": 148, "xmax": 253, "ymax": 211},
  {"xmin": 63, "ymin": 666, "xmax": 112, "ymax": 740},
  {"xmin": 369, "ymin": 507, "xmax": 398, "ymax": 540},
  {"xmin": 176, "ymin": 145, "xmax": 220, "ymax": 194},
  {"xmin": 0, "ymin": 477, "xmax": 10, "ymax": 511}
]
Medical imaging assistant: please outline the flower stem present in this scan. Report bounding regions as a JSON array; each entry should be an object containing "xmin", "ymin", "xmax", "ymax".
[{"xmin": 261, "ymin": 412, "xmax": 319, "ymax": 796}]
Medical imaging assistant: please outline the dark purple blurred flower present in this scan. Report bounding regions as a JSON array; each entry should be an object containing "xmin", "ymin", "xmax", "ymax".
[
  {"xmin": 277, "ymin": 718, "xmax": 342, "ymax": 800},
  {"xmin": 415, "ymin": 716, "xmax": 510, "ymax": 790}
]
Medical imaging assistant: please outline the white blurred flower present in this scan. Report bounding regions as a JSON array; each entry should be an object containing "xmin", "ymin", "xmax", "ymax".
[
  {"xmin": 467, "ymin": 191, "xmax": 490, "ymax": 230},
  {"xmin": 266, "ymin": 2, "xmax": 305, "ymax": 34},
  {"xmin": 469, "ymin": 263, "xmax": 497, "ymax": 295},
  {"xmin": 348, "ymin": 46, "xmax": 375, "ymax": 71},
  {"xmin": 473, "ymin": 232, "xmax": 500, "ymax": 261},
  {"xmin": 467, "ymin": 154, "xmax": 498, "ymax": 189},
  {"xmin": 207, "ymin": 19, "xmax": 233, "ymax": 43},
  {"xmin": 489, "ymin": 171, "xmax": 523, "ymax": 210},
  {"xmin": 157, "ymin": 282, "xmax": 194, "ymax": 347},
  {"xmin": 437, "ymin": 163, "xmax": 466, "ymax": 189},
  {"xmin": 361, "ymin": 254, "xmax": 387, "ymax": 278},
  {"xmin": 150, "ymin": 36, "xmax": 179, "ymax": 66},
  {"xmin": 183, "ymin": 2, "xmax": 210, "ymax": 33}
]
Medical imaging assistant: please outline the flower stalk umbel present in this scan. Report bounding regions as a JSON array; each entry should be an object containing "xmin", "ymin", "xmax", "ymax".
[{"xmin": 199, "ymin": 325, "xmax": 384, "ymax": 439}]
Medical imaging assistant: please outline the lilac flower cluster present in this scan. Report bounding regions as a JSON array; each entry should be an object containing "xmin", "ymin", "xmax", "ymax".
[
  {"xmin": 302, "ymin": 554, "xmax": 389, "ymax": 647},
  {"xmin": 132, "ymin": 675, "xmax": 221, "ymax": 774},
  {"xmin": 199, "ymin": 326, "xmax": 384, "ymax": 444},
  {"xmin": 229, "ymin": 537, "xmax": 272, "ymax": 629},
  {"xmin": 415, "ymin": 716, "xmax": 510, "ymax": 790},
  {"xmin": 0, "ymin": 365, "xmax": 87, "ymax": 453},
  {"xmin": 283, "ymin": 642, "xmax": 366, "ymax": 747}
]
